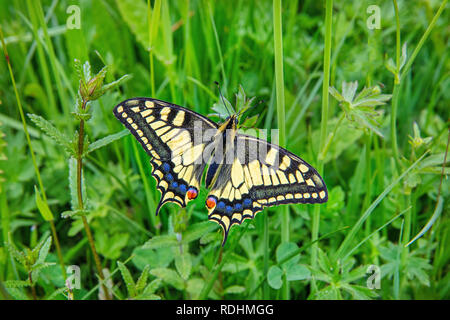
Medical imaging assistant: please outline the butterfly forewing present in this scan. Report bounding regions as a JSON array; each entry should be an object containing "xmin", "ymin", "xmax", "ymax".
[{"xmin": 113, "ymin": 98, "xmax": 218, "ymax": 214}]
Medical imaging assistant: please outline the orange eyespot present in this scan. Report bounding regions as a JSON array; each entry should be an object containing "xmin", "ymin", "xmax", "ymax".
[
  {"xmin": 187, "ymin": 187, "xmax": 198, "ymax": 200},
  {"xmin": 206, "ymin": 196, "xmax": 216, "ymax": 209}
]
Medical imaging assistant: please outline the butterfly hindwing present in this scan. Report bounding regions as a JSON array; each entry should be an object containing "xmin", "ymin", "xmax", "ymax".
[
  {"xmin": 114, "ymin": 98, "xmax": 218, "ymax": 214},
  {"xmin": 205, "ymin": 134, "xmax": 328, "ymax": 243}
]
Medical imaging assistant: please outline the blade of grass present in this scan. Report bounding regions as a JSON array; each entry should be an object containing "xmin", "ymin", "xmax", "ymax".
[
  {"xmin": 24, "ymin": 0, "xmax": 57, "ymax": 117},
  {"xmin": 343, "ymin": 207, "xmax": 411, "ymax": 261},
  {"xmin": 335, "ymin": 151, "xmax": 429, "ymax": 260},
  {"xmin": 148, "ymin": 0, "xmax": 161, "ymax": 97},
  {"xmin": 208, "ymin": 1, "xmax": 227, "ymax": 89},
  {"xmin": 273, "ymin": 0, "xmax": 290, "ymax": 300},
  {"xmin": 32, "ymin": 0, "xmax": 71, "ymax": 120},
  {"xmin": 131, "ymin": 139, "xmax": 159, "ymax": 232},
  {"xmin": 198, "ymin": 222, "xmax": 251, "ymax": 300},
  {"xmin": 0, "ymin": 24, "xmax": 66, "ymax": 281},
  {"xmin": 311, "ymin": 0, "xmax": 333, "ymax": 294},
  {"xmin": 406, "ymin": 128, "xmax": 449, "ymax": 247}
]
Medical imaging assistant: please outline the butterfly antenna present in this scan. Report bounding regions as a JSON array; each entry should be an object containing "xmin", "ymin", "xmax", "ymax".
[{"xmin": 215, "ymin": 81, "xmax": 233, "ymax": 117}]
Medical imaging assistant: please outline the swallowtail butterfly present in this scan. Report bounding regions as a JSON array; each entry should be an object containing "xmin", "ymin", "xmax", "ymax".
[{"xmin": 114, "ymin": 98, "xmax": 327, "ymax": 245}]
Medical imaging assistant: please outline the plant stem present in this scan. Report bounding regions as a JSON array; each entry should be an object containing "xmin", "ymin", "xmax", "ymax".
[
  {"xmin": 263, "ymin": 212, "xmax": 269, "ymax": 299},
  {"xmin": 311, "ymin": 0, "xmax": 333, "ymax": 292},
  {"xmin": 33, "ymin": 0, "xmax": 71, "ymax": 119},
  {"xmin": 399, "ymin": 0, "xmax": 447, "ymax": 83},
  {"xmin": 49, "ymin": 220, "xmax": 66, "ymax": 279},
  {"xmin": 28, "ymin": 271, "xmax": 37, "ymax": 300},
  {"xmin": 198, "ymin": 223, "xmax": 250, "ymax": 299},
  {"xmin": 390, "ymin": 0, "xmax": 447, "ymax": 171},
  {"xmin": 148, "ymin": 0, "xmax": 161, "ymax": 97},
  {"xmin": 273, "ymin": 0, "xmax": 290, "ymax": 300},
  {"xmin": 77, "ymin": 99, "xmax": 111, "ymax": 300},
  {"xmin": 390, "ymin": 0, "xmax": 401, "ymax": 172}
]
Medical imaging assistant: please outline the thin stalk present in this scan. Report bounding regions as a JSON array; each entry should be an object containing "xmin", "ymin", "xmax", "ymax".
[
  {"xmin": 406, "ymin": 128, "xmax": 450, "ymax": 247},
  {"xmin": 0, "ymin": 25, "xmax": 66, "ymax": 281},
  {"xmin": 28, "ymin": 271, "xmax": 37, "ymax": 300},
  {"xmin": 198, "ymin": 223, "xmax": 250, "ymax": 300},
  {"xmin": 363, "ymin": 132, "xmax": 372, "ymax": 237},
  {"xmin": 273, "ymin": 0, "xmax": 289, "ymax": 300},
  {"xmin": 390, "ymin": 0, "xmax": 401, "ymax": 171},
  {"xmin": 25, "ymin": 0, "xmax": 57, "ymax": 117},
  {"xmin": 209, "ymin": 2, "xmax": 227, "ymax": 87},
  {"xmin": 262, "ymin": 213, "xmax": 269, "ymax": 299},
  {"xmin": 390, "ymin": 0, "xmax": 447, "ymax": 171},
  {"xmin": 335, "ymin": 151, "xmax": 428, "ymax": 260},
  {"xmin": 319, "ymin": 112, "xmax": 345, "ymax": 161},
  {"xmin": 76, "ymin": 99, "xmax": 111, "ymax": 300},
  {"xmin": 311, "ymin": 0, "xmax": 333, "ymax": 292},
  {"xmin": 399, "ymin": 0, "xmax": 447, "ymax": 83},
  {"xmin": 148, "ymin": 0, "xmax": 161, "ymax": 97},
  {"xmin": 49, "ymin": 221, "xmax": 66, "ymax": 279},
  {"xmin": 33, "ymin": 0, "xmax": 71, "ymax": 119}
]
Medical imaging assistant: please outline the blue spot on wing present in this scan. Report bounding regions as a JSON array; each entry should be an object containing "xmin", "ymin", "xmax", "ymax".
[{"xmin": 162, "ymin": 163, "xmax": 171, "ymax": 173}]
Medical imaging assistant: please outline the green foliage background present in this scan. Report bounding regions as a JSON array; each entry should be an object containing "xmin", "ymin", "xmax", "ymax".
[{"xmin": 0, "ymin": 0, "xmax": 448, "ymax": 300}]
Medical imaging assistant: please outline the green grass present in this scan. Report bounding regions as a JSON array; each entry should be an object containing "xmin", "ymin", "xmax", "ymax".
[{"xmin": 0, "ymin": 0, "xmax": 448, "ymax": 300}]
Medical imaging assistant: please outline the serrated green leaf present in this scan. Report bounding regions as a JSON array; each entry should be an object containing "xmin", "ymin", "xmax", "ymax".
[
  {"xmin": 328, "ymin": 86, "xmax": 345, "ymax": 102},
  {"xmin": 6, "ymin": 242, "xmax": 26, "ymax": 266},
  {"xmin": 27, "ymin": 113, "xmax": 75, "ymax": 156},
  {"xmin": 150, "ymin": 268, "xmax": 184, "ymax": 290},
  {"xmin": 224, "ymin": 285, "xmax": 245, "ymax": 295},
  {"xmin": 61, "ymin": 209, "xmax": 89, "ymax": 219},
  {"xmin": 136, "ymin": 265, "xmax": 151, "ymax": 293},
  {"xmin": 186, "ymin": 278, "xmax": 204, "ymax": 299},
  {"xmin": 143, "ymin": 279, "xmax": 162, "ymax": 295},
  {"xmin": 86, "ymin": 130, "xmax": 129, "ymax": 155},
  {"xmin": 96, "ymin": 232, "xmax": 129, "ymax": 260},
  {"xmin": 175, "ymin": 252, "xmax": 192, "ymax": 281},
  {"xmin": 135, "ymin": 293, "xmax": 161, "ymax": 300},
  {"xmin": 117, "ymin": 261, "xmax": 136, "ymax": 297},
  {"xmin": 144, "ymin": 234, "xmax": 178, "ymax": 249},
  {"xmin": 132, "ymin": 246, "xmax": 175, "ymax": 270},
  {"xmin": 4, "ymin": 280, "xmax": 31, "ymax": 288},
  {"xmin": 341, "ymin": 283, "xmax": 378, "ymax": 300},
  {"xmin": 37, "ymin": 236, "xmax": 52, "ymax": 265},
  {"xmin": 315, "ymin": 286, "xmax": 341, "ymax": 300},
  {"xmin": 100, "ymin": 74, "xmax": 132, "ymax": 95}
]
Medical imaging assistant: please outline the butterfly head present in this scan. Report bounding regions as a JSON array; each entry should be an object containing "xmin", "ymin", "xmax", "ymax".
[{"xmin": 225, "ymin": 114, "xmax": 239, "ymax": 130}]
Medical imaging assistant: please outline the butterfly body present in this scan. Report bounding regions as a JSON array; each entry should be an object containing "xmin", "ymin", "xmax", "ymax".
[{"xmin": 114, "ymin": 97, "xmax": 327, "ymax": 244}]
